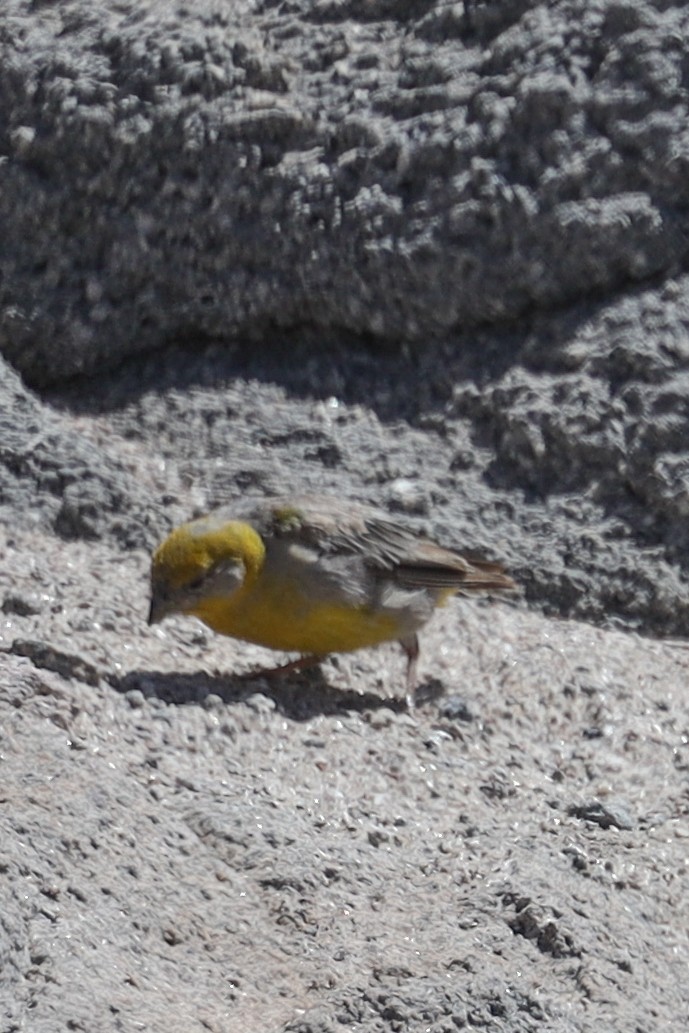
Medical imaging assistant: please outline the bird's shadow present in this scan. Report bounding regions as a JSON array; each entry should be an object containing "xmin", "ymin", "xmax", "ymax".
[{"xmin": 107, "ymin": 665, "xmax": 438, "ymax": 720}]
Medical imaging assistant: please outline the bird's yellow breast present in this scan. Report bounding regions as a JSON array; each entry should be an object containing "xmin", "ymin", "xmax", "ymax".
[{"xmin": 189, "ymin": 577, "xmax": 401, "ymax": 655}]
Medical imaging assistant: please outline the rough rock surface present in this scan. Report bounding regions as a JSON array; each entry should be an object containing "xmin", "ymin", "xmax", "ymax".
[
  {"xmin": 2, "ymin": 1, "xmax": 689, "ymax": 1031},
  {"xmin": 2, "ymin": 0, "xmax": 689, "ymax": 381}
]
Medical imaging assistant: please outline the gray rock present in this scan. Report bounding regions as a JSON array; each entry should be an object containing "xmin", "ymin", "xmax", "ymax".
[
  {"xmin": 1, "ymin": 0, "xmax": 688, "ymax": 384},
  {"xmin": 1, "ymin": 2, "xmax": 689, "ymax": 1031}
]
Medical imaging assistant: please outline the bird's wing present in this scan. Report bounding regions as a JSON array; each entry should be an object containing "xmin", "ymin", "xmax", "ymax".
[
  {"xmin": 253, "ymin": 495, "xmax": 514, "ymax": 595},
  {"xmin": 359, "ymin": 516, "xmax": 515, "ymax": 593}
]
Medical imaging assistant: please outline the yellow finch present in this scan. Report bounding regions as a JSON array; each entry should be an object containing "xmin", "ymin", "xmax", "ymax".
[{"xmin": 148, "ymin": 495, "xmax": 515, "ymax": 706}]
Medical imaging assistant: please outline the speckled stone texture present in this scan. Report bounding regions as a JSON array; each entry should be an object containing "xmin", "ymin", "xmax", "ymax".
[
  {"xmin": 2, "ymin": 0, "xmax": 689, "ymax": 381},
  {"xmin": 2, "ymin": 1, "xmax": 689, "ymax": 1031}
]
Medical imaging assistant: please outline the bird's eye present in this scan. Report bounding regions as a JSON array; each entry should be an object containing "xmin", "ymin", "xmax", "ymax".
[{"xmin": 187, "ymin": 574, "xmax": 207, "ymax": 592}]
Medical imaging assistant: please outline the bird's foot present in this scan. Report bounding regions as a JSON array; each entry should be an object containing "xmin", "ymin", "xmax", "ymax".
[{"xmin": 239, "ymin": 654, "xmax": 325, "ymax": 681}]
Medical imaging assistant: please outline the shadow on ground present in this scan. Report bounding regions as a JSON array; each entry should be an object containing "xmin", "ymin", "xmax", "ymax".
[{"xmin": 109, "ymin": 666, "xmax": 418, "ymax": 720}]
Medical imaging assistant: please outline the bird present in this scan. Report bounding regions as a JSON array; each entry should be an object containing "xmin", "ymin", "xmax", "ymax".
[{"xmin": 148, "ymin": 494, "xmax": 515, "ymax": 707}]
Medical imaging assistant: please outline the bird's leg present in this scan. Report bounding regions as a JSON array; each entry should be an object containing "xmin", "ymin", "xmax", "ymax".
[
  {"xmin": 400, "ymin": 634, "xmax": 420, "ymax": 711},
  {"xmin": 239, "ymin": 654, "xmax": 325, "ymax": 680}
]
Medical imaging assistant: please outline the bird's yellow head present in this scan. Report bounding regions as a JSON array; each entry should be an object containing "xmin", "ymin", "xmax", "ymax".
[{"xmin": 148, "ymin": 515, "xmax": 266, "ymax": 625}]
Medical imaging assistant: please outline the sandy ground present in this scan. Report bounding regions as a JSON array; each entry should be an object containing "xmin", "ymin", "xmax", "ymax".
[{"xmin": 2, "ymin": 523, "xmax": 688, "ymax": 1032}]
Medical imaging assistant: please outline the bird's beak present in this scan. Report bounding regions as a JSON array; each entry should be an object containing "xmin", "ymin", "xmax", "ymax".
[{"xmin": 148, "ymin": 593, "xmax": 168, "ymax": 626}]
